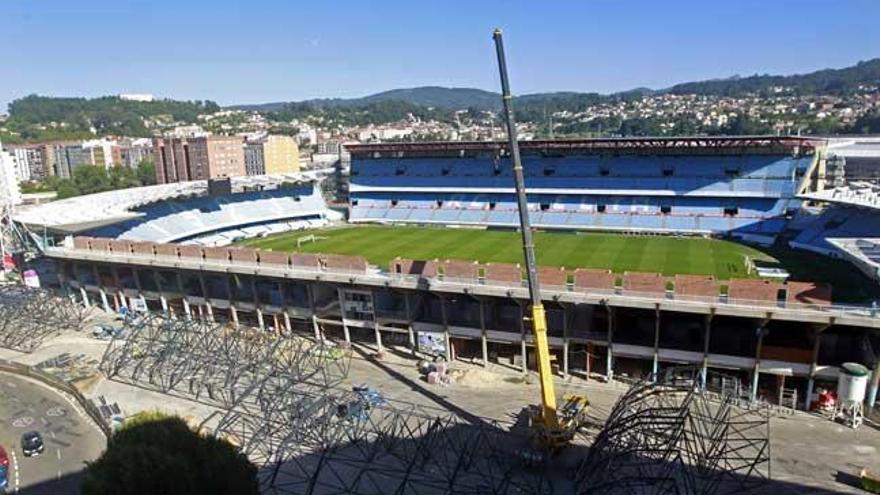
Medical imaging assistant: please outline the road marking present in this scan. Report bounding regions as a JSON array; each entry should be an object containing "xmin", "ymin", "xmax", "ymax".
[
  {"xmin": 56, "ymin": 448, "xmax": 61, "ymax": 461},
  {"xmin": 10, "ymin": 449, "xmax": 20, "ymax": 493},
  {"xmin": 50, "ymin": 431, "xmax": 56, "ymax": 439}
]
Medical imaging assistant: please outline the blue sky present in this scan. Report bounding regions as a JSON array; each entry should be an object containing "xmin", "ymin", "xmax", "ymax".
[{"xmin": 2, "ymin": 0, "xmax": 879, "ymax": 110}]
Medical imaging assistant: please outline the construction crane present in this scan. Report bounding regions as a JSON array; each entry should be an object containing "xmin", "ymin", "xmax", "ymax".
[{"xmin": 492, "ymin": 28, "xmax": 589, "ymax": 452}]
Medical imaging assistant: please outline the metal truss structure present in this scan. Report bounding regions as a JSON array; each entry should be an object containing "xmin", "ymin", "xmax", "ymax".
[
  {"xmin": 0, "ymin": 285, "xmax": 87, "ymax": 352},
  {"xmin": 99, "ymin": 314, "xmax": 350, "ymax": 409},
  {"xmin": 573, "ymin": 367, "xmax": 771, "ymax": 495},
  {"xmin": 214, "ymin": 391, "xmax": 554, "ymax": 495}
]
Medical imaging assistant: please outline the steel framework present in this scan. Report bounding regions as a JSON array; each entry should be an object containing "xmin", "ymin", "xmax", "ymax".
[
  {"xmin": 213, "ymin": 391, "xmax": 554, "ymax": 495},
  {"xmin": 99, "ymin": 314, "xmax": 350, "ymax": 409},
  {"xmin": 0, "ymin": 285, "xmax": 87, "ymax": 352},
  {"xmin": 574, "ymin": 368, "xmax": 771, "ymax": 495}
]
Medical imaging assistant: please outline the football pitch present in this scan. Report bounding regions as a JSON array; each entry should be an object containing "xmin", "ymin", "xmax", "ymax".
[{"xmin": 239, "ymin": 225, "xmax": 768, "ymax": 280}]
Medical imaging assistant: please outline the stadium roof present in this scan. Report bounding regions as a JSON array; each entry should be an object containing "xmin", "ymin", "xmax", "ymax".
[
  {"xmin": 799, "ymin": 181, "xmax": 880, "ymax": 211},
  {"xmin": 14, "ymin": 171, "xmax": 329, "ymax": 234},
  {"xmin": 346, "ymin": 136, "xmax": 825, "ymax": 156}
]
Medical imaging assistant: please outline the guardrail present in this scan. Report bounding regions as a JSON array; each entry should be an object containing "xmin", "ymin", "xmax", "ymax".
[{"xmin": 0, "ymin": 358, "xmax": 111, "ymax": 438}]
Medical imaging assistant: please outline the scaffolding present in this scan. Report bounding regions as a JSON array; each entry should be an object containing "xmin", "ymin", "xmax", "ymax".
[
  {"xmin": 574, "ymin": 367, "xmax": 771, "ymax": 495},
  {"xmin": 0, "ymin": 285, "xmax": 87, "ymax": 352},
  {"xmin": 99, "ymin": 314, "xmax": 350, "ymax": 409}
]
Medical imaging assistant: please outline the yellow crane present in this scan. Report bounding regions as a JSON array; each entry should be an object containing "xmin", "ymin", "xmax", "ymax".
[{"xmin": 492, "ymin": 28, "xmax": 589, "ymax": 451}]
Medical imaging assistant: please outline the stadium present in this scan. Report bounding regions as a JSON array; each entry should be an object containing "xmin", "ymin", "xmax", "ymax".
[
  {"xmin": 8, "ymin": 134, "xmax": 880, "ymax": 492},
  {"xmin": 12, "ymin": 135, "xmax": 879, "ymax": 402}
]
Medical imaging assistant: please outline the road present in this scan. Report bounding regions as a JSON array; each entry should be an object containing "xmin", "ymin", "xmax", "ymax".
[{"xmin": 0, "ymin": 372, "xmax": 105, "ymax": 494}]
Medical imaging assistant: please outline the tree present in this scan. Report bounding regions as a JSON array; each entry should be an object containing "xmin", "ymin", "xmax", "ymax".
[
  {"xmin": 81, "ymin": 411, "xmax": 258, "ymax": 495},
  {"xmin": 136, "ymin": 160, "xmax": 157, "ymax": 186}
]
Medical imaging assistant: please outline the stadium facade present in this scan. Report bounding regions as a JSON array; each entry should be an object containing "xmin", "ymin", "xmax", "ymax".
[{"xmin": 17, "ymin": 137, "xmax": 880, "ymax": 411}]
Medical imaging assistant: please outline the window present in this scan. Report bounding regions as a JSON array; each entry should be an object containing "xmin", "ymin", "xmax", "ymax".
[
  {"xmin": 662, "ymin": 167, "xmax": 674, "ymax": 177},
  {"xmin": 544, "ymin": 167, "xmax": 555, "ymax": 176},
  {"xmin": 351, "ymin": 199, "xmax": 359, "ymax": 206},
  {"xmin": 395, "ymin": 167, "xmax": 406, "ymax": 176},
  {"xmin": 441, "ymin": 167, "xmax": 450, "ymax": 176},
  {"xmin": 660, "ymin": 205, "xmax": 672, "ymax": 214},
  {"xmin": 391, "ymin": 199, "xmax": 399, "ymax": 207},
  {"xmin": 540, "ymin": 203, "xmax": 550, "ymax": 211},
  {"xmin": 597, "ymin": 204, "xmax": 606, "ymax": 213},
  {"xmin": 723, "ymin": 206, "xmax": 738, "ymax": 216},
  {"xmin": 599, "ymin": 168, "xmax": 610, "ymax": 177}
]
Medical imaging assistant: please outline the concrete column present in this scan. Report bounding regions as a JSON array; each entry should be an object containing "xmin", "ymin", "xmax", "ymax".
[
  {"xmin": 118, "ymin": 291, "xmax": 127, "ymax": 309},
  {"xmin": 336, "ymin": 288, "xmax": 351, "ymax": 344},
  {"xmin": 310, "ymin": 314, "xmax": 319, "ymax": 340},
  {"xmin": 606, "ymin": 305, "xmax": 615, "ymax": 382},
  {"xmin": 404, "ymin": 294, "xmax": 416, "ymax": 356},
  {"xmin": 806, "ymin": 329, "xmax": 823, "ymax": 410},
  {"xmin": 867, "ymin": 363, "xmax": 880, "ymax": 411},
  {"xmin": 99, "ymin": 289, "xmax": 111, "ymax": 313},
  {"xmin": 750, "ymin": 324, "xmax": 767, "ymax": 403},
  {"xmin": 273, "ymin": 313, "xmax": 281, "ymax": 335},
  {"xmin": 652, "ymin": 304, "xmax": 660, "ymax": 381},
  {"xmin": 701, "ymin": 312, "xmax": 713, "ymax": 391},
  {"xmin": 440, "ymin": 296, "xmax": 452, "ymax": 362},
  {"xmin": 182, "ymin": 299, "xmax": 192, "ymax": 320},
  {"xmin": 374, "ymin": 322, "xmax": 383, "ymax": 351},
  {"xmin": 230, "ymin": 306, "xmax": 239, "ymax": 327},
  {"xmin": 519, "ymin": 304, "xmax": 528, "ymax": 374},
  {"xmin": 159, "ymin": 296, "xmax": 168, "ymax": 313},
  {"xmin": 112, "ymin": 294, "xmax": 120, "ymax": 312},
  {"xmin": 283, "ymin": 311, "xmax": 293, "ymax": 336},
  {"xmin": 479, "ymin": 300, "xmax": 488, "ymax": 366},
  {"xmin": 256, "ymin": 309, "xmax": 265, "ymax": 330},
  {"xmin": 80, "ymin": 287, "xmax": 90, "ymax": 307},
  {"xmin": 562, "ymin": 305, "xmax": 569, "ymax": 378},
  {"xmin": 206, "ymin": 304, "xmax": 214, "ymax": 322}
]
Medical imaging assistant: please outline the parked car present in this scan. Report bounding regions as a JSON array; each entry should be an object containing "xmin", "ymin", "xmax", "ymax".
[
  {"xmin": 0, "ymin": 445, "xmax": 9, "ymax": 493},
  {"xmin": 21, "ymin": 431, "xmax": 44, "ymax": 457}
]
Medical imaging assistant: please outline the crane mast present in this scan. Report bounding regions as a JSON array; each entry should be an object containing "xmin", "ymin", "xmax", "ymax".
[{"xmin": 492, "ymin": 28, "xmax": 560, "ymax": 431}]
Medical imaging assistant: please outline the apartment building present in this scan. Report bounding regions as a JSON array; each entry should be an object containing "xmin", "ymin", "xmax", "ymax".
[
  {"xmin": 243, "ymin": 134, "xmax": 300, "ymax": 176},
  {"xmin": 153, "ymin": 135, "xmax": 245, "ymax": 184}
]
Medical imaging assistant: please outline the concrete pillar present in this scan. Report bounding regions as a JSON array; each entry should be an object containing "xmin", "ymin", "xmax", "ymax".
[
  {"xmin": 606, "ymin": 305, "xmax": 614, "ymax": 382},
  {"xmin": 867, "ymin": 363, "xmax": 880, "ymax": 411},
  {"xmin": 479, "ymin": 300, "xmax": 488, "ymax": 366},
  {"xmin": 309, "ymin": 314, "xmax": 319, "ymax": 340},
  {"xmin": 336, "ymin": 288, "xmax": 351, "ymax": 344},
  {"xmin": 374, "ymin": 322, "xmax": 383, "ymax": 351},
  {"xmin": 806, "ymin": 330, "xmax": 823, "ymax": 410},
  {"xmin": 206, "ymin": 304, "xmax": 214, "ymax": 322},
  {"xmin": 256, "ymin": 309, "xmax": 265, "ymax": 330},
  {"xmin": 750, "ymin": 325, "xmax": 767, "ymax": 403},
  {"xmin": 182, "ymin": 299, "xmax": 192, "ymax": 320},
  {"xmin": 230, "ymin": 306, "xmax": 239, "ymax": 327},
  {"xmin": 701, "ymin": 312, "xmax": 713, "ymax": 391},
  {"xmin": 273, "ymin": 313, "xmax": 280, "ymax": 335},
  {"xmin": 80, "ymin": 287, "xmax": 90, "ymax": 307},
  {"xmin": 652, "ymin": 305, "xmax": 660, "ymax": 381},
  {"xmin": 118, "ymin": 291, "xmax": 127, "ymax": 309},
  {"xmin": 99, "ymin": 289, "xmax": 111, "ymax": 313},
  {"xmin": 562, "ymin": 305, "xmax": 569, "ymax": 378},
  {"xmin": 519, "ymin": 304, "xmax": 528, "ymax": 374},
  {"xmin": 160, "ymin": 296, "xmax": 168, "ymax": 313},
  {"xmin": 112, "ymin": 294, "xmax": 120, "ymax": 312},
  {"xmin": 283, "ymin": 312, "xmax": 293, "ymax": 336},
  {"xmin": 404, "ymin": 294, "xmax": 416, "ymax": 356}
]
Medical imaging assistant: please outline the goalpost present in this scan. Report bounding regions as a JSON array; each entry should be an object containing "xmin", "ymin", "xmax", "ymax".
[{"xmin": 296, "ymin": 234, "xmax": 327, "ymax": 248}]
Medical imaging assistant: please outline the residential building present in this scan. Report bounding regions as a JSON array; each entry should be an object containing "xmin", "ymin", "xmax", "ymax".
[
  {"xmin": 0, "ymin": 145, "xmax": 22, "ymax": 206},
  {"xmin": 118, "ymin": 138, "xmax": 154, "ymax": 168},
  {"xmin": 5, "ymin": 146, "xmax": 40, "ymax": 181},
  {"xmin": 244, "ymin": 141, "xmax": 265, "ymax": 176},
  {"xmin": 153, "ymin": 135, "xmax": 245, "ymax": 184},
  {"xmin": 82, "ymin": 139, "xmax": 116, "ymax": 169},
  {"xmin": 52, "ymin": 143, "xmax": 93, "ymax": 178},
  {"xmin": 262, "ymin": 135, "xmax": 299, "ymax": 174},
  {"xmin": 119, "ymin": 93, "xmax": 155, "ymax": 102}
]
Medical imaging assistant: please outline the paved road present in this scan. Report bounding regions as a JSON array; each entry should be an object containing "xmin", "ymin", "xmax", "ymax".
[{"xmin": 0, "ymin": 372, "xmax": 105, "ymax": 494}]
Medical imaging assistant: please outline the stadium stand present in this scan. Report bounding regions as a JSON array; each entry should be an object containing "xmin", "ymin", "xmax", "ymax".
[{"xmin": 347, "ymin": 139, "xmax": 817, "ymax": 237}]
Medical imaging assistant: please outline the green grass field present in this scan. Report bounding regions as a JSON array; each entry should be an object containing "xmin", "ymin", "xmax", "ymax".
[
  {"xmin": 238, "ymin": 225, "xmax": 879, "ymax": 301},
  {"xmin": 240, "ymin": 226, "xmax": 769, "ymax": 279}
]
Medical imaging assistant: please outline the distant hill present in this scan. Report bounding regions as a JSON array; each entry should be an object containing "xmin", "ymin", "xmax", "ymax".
[
  {"xmin": 666, "ymin": 59, "xmax": 880, "ymax": 96},
  {"xmin": 3, "ymin": 95, "xmax": 219, "ymax": 143},
  {"xmin": 233, "ymin": 58, "xmax": 880, "ymax": 113}
]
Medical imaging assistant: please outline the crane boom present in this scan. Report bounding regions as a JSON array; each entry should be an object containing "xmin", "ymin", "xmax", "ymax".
[{"xmin": 492, "ymin": 28, "xmax": 559, "ymax": 430}]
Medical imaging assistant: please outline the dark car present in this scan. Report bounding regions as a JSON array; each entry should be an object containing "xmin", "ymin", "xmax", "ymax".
[
  {"xmin": 21, "ymin": 431, "xmax": 44, "ymax": 457},
  {"xmin": 0, "ymin": 445, "xmax": 9, "ymax": 493}
]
